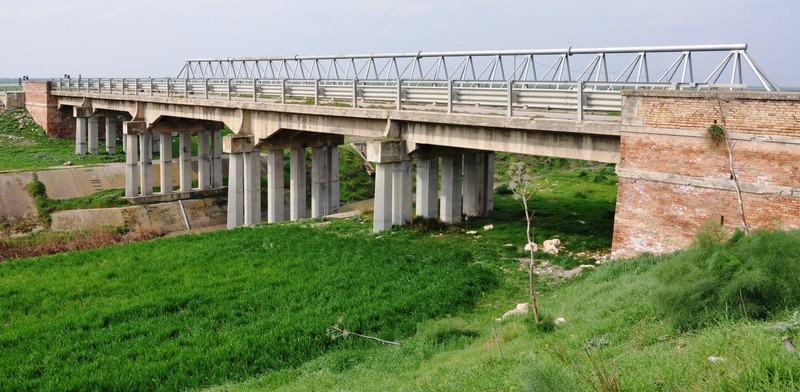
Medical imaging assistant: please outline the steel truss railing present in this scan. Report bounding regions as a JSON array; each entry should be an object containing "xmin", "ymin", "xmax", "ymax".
[
  {"xmin": 175, "ymin": 44, "xmax": 779, "ymax": 91},
  {"xmin": 50, "ymin": 77, "xmax": 737, "ymax": 121}
]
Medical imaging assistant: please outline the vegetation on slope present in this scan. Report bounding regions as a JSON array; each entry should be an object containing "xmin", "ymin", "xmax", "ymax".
[
  {"xmin": 0, "ymin": 108, "xmax": 125, "ymax": 171},
  {"xmin": 0, "ymin": 219, "xmax": 497, "ymax": 391}
]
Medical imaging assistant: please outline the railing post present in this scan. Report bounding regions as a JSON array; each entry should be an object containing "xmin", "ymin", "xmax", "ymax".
[
  {"xmin": 204, "ymin": 79, "xmax": 209, "ymax": 99},
  {"xmin": 166, "ymin": 78, "xmax": 171, "ymax": 97},
  {"xmin": 314, "ymin": 79, "xmax": 319, "ymax": 106},
  {"xmin": 506, "ymin": 79, "xmax": 513, "ymax": 117},
  {"xmin": 109, "ymin": 78, "xmax": 113, "ymax": 94},
  {"xmin": 352, "ymin": 78, "xmax": 358, "ymax": 108},
  {"xmin": 577, "ymin": 80, "xmax": 584, "ymax": 122},
  {"xmin": 253, "ymin": 79, "xmax": 258, "ymax": 102},
  {"xmin": 227, "ymin": 79, "xmax": 232, "ymax": 100},
  {"xmin": 149, "ymin": 78, "xmax": 154, "ymax": 96},
  {"xmin": 184, "ymin": 78, "xmax": 189, "ymax": 98},
  {"xmin": 281, "ymin": 79, "xmax": 286, "ymax": 104},
  {"xmin": 447, "ymin": 80, "xmax": 453, "ymax": 114},
  {"xmin": 396, "ymin": 79, "xmax": 402, "ymax": 111}
]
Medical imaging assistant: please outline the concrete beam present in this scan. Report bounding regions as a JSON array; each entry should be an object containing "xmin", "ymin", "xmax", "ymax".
[
  {"xmin": 223, "ymin": 135, "xmax": 256, "ymax": 154},
  {"xmin": 366, "ymin": 140, "xmax": 407, "ymax": 163}
]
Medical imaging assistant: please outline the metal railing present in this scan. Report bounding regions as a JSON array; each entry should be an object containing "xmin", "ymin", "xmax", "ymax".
[
  {"xmin": 176, "ymin": 44, "xmax": 779, "ymax": 91},
  {"xmin": 0, "ymin": 83, "xmax": 22, "ymax": 93},
  {"xmin": 50, "ymin": 77, "xmax": 725, "ymax": 120}
]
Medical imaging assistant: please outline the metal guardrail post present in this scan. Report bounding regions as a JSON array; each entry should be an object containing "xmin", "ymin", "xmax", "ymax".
[
  {"xmin": 447, "ymin": 80, "xmax": 453, "ymax": 113},
  {"xmin": 577, "ymin": 80, "xmax": 584, "ymax": 122},
  {"xmin": 149, "ymin": 78, "xmax": 154, "ymax": 96},
  {"xmin": 227, "ymin": 79, "xmax": 231, "ymax": 100},
  {"xmin": 204, "ymin": 79, "xmax": 209, "ymax": 99},
  {"xmin": 166, "ymin": 78, "xmax": 171, "ymax": 97},
  {"xmin": 135, "ymin": 79, "xmax": 140, "ymax": 96},
  {"xmin": 281, "ymin": 79, "xmax": 286, "ymax": 104},
  {"xmin": 184, "ymin": 78, "xmax": 188, "ymax": 98},
  {"xmin": 352, "ymin": 78, "xmax": 357, "ymax": 108},
  {"xmin": 396, "ymin": 79, "xmax": 402, "ymax": 111},
  {"xmin": 506, "ymin": 80, "xmax": 513, "ymax": 117},
  {"xmin": 253, "ymin": 79, "xmax": 258, "ymax": 102}
]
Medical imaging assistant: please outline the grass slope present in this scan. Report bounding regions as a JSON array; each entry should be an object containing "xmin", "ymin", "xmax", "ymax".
[
  {"xmin": 216, "ymin": 237, "xmax": 800, "ymax": 392},
  {"xmin": 0, "ymin": 219, "xmax": 496, "ymax": 391},
  {"xmin": 0, "ymin": 108, "xmax": 125, "ymax": 171}
]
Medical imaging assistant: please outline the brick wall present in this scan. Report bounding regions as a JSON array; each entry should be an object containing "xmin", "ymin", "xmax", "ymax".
[
  {"xmin": 613, "ymin": 90, "xmax": 800, "ymax": 258},
  {"xmin": 23, "ymin": 81, "xmax": 76, "ymax": 138}
]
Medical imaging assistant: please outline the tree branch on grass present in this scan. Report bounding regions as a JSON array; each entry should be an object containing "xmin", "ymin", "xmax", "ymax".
[{"xmin": 326, "ymin": 318, "xmax": 401, "ymax": 346}]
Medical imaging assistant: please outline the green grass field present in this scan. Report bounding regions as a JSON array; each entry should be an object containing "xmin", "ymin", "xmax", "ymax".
[{"xmin": 0, "ymin": 108, "xmax": 126, "ymax": 171}]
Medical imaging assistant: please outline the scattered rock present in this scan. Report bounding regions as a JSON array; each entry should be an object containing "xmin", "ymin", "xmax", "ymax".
[
  {"xmin": 466, "ymin": 230, "xmax": 478, "ymax": 235},
  {"xmin": 528, "ymin": 262, "xmax": 596, "ymax": 280},
  {"xmin": 483, "ymin": 224, "xmax": 494, "ymax": 231},
  {"xmin": 554, "ymin": 317, "xmax": 566, "ymax": 325},
  {"xmin": 310, "ymin": 221, "xmax": 331, "ymax": 228},
  {"xmin": 497, "ymin": 302, "xmax": 529, "ymax": 321},
  {"xmin": 524, "ymin": 242, "xmax": 538, "ymax": 252},
  {"xmin": 707, "ymin": 356, "xmax": 725, "ymax": 363},
  {"xmin": 503, "ymin": 243, "xmax": 514, "ymax": 247},
  {"xmin": 543, "ymin": 238, "xmax": 561, "ymax": 254},
  {"xmin": 63, "ymin": 161, "xmax": 72, "ymax": 166}
]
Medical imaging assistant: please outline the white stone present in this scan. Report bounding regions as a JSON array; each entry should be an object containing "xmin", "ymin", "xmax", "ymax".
[
  {"xmin": 498, "ymin": 302, "xmax": 529, "ymax": 320},
  {"xmin": 524, "ymin": 242, "xmax": 538, "ymax": 252},
  {"xmin": 543, "ymin": 238, "xmax": 562, "ymax": 254},
  {"xmin": 483, "ymin": 224, "xmax": 494, "ymax": 230},
  {"xmin": 554, "ymin": 317, "xmax": 566, "ymax": 325}
]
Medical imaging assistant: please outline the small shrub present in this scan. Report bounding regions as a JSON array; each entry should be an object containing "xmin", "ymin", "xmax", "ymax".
[
  {"xmin": 495, "ymin": 183, "xmax": 513, "ymax": 195},
  {"xmin": 654, "ymin": 226, "xmax": 800, "ymax": 330},
  {"xmin": 527, "ymin": 312, "xmax": 556, "ymax": 334}
]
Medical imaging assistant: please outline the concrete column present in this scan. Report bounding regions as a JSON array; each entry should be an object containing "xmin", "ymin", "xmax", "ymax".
[
  {"xmin": 311, "ymin": 146, "xmax": 329, "ymax": 218},
  {"xmin": 243, "ymin": 151, "xmax": 262, "ymax": 225},
  {"xmin": 212, "ymin": 130, "xmax": 223, "ymax": 189},
  {"xmin": 290, "ymin": 148, "xmax": 307, "ymax": 221},
  {"xmin": 392, "ymin": 160, "xmax": 412, "ymax": 226},
  {"xmin": 373, "ymin": 162, "xmax": 393, "ymax": 232},
  {"xmin": 440, "ymin": 155, "xmax": 462, "ymax": 223},
  {"xmin": 88, "ymin": 117, "xmax": 99, "ymax": 155},
  {"xmin": 151, "ymin": 133, "xmax": 161, "ymax": 153},
  {"xmin": 179, "ymin": 132, "xmax": 193, "ymax": 192},
  {"xmin": 267, "ymin": 149, "xmax": 285, "ymax": 223},
  {"xmin": 75, "ymin": 117, "xmax": 87, "ymax": 156},
  {"xmin": 227, "ymin": 152, "xmax": 244, "ymax": 229},
  {"xmin": 483, "ymin": 152, "xmax": 495, "ymax": 215},
  {"xmin": 415, "ymin": 157, "xmax": 439, "ymax": 219},
  {"xmin": 462, "ymin": 152, "xmax": 484, "ymax": 217},
  {"xmin": 159, "ymin": 133, "xmax": 173, "ymax": 194},
  {"xmin": 105, "ymin": 117, "xmax": 117, "ymax": 154},
  {"xmin": 197, "ymin": 131, "xmax": 211, "ymax": 189},
  {"xmin": 328, "ymin": 145, "xmax": 340, "ymax": 214},
  {"xmin": 139, "ymin": 133, "xmax": 153, "ymax": 196},
  {"xmin": 124, "ymin": 133, "xmax": 139, "ymax": 197}
]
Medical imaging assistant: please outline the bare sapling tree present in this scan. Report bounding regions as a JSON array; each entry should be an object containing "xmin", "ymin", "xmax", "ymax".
[
  {"xmin": 507, "ymin": 162, "xmax": 540, "ymax": 323},
  {"xmin": 709, "ymin": 96, "xmax": 750, "ymax": 235}
]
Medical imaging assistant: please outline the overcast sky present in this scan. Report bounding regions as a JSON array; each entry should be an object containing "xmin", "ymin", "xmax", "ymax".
[{"xmin": 3, "ymin": 0, "xmax": 798, "ymax": 87}]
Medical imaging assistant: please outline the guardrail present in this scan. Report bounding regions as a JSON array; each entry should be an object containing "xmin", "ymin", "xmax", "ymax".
[
  {"xmin": 51, "ymin": 77, "xmax": 723, "ymax": 120},
  {"xmin": 0, "ymin": 83, "xmax": 22, "ymax": 93}
]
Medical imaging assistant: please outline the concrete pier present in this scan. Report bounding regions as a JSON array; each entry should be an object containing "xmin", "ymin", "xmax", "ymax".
[
  {"xmin": 373, "ymin": 162, "xmax": 393, "ymax": 232},
  {"xmin": 243, "ymin": 151, "xmax": 262, "ymax": 225},
  {"xmin": 415, "ymin": 157, "xmax": 439, "ymax": 219},
  {"xmin": 124, "ymin": 131, "xmax": 139, "ymax": 198},
  {"xmin": 212, "ymin": 130, "xmax": 223, "ymax": 189},
  {"xmin": 159, "ymin": 133, "xmax": 173, "ymax": 194},
  {"xmin": 105, "ymin": 117, "xmax": 117, "ymax": 154},
  {"xmin": 267, "ymin": 149, "xmax": 285, "ymax": 223},
  {"xmin": 463, "ymin": 152, "xmax": 495, "ymax": 217},
  {"xmin": 227, "ymin": 152, "xmax": 244, "ymax": 229},
  {"xmin": 311, "ymin": 146, "xmax": 330, "ymax": 218},
  {"xmin": 289, "ymin": 148, "xmax": 307, "ymax": 221},
  {"xmin": 197, "ymin": 131, "xmax": 211, "ymax": 190},
  {"xmin": 88, "ymin": 117, "xmax": 99, "ymax": 155},
  {"xmin": 367, "ymin": 140, "xmax": 409, "ymax": 232},
  {"xmin": 179, "ymin": 132, "xmax": 192, "ymax": 192},
  {"xmin": 391, "ymin": 160, "xmax": 412, "ymax": 225},
  {"xmin": 74, "ymin": 111, "xmax": 88, "ymax": 156},
  {"xmin": 139, "ymin": 133, "xmax": 153, "ymax": 196},
  {"xmin": 440, "ymin": 155, "xmax": 462, "ymax": 223}
]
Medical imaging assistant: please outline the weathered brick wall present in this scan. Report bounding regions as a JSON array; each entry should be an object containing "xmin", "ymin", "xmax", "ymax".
[
  {"xmin": 23, "ymin": 81, "xmax": 75, "ymax": 138},
  {"xmin": 613, "ymin": 90, "xmax": 800, "ymax": 258}
]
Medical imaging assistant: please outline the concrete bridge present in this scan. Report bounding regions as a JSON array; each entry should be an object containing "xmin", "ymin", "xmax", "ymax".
[{"xmin": 5, "ymin": 44, "xmax": 799, "ymax": 257}]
